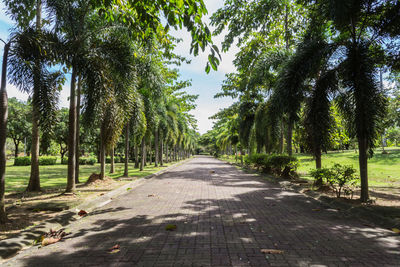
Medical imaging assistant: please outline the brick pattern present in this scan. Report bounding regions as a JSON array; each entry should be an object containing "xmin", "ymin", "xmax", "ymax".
[{"xmin": 5, "ymin": 156, "xmax": 400, "ymax": 267}]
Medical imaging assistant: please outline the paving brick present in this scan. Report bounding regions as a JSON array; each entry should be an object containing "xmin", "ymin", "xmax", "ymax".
[{"xmin": 4, "ymin": 156, "xmax": 400, "ymax": 266}]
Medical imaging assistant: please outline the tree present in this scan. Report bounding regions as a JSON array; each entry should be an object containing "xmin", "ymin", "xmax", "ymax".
[
  {"xmin": 53, "ymin": 108, "xmax": 69, "ymax": 162},
  {"xmin": 6, "ymin": 98, "xmax": 31, "ymax": 157}
]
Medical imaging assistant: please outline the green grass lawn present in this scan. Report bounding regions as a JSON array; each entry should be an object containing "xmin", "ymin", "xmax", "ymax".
[
  {"xmin": 296, "ymin": 147, "xmax": 400, "ymax": 187},
  {"xmin": 5, "ymin": 160, "xmax": 179, "ymax": 193},
  {"xmin": 220, "ymin": 147, "xmax": 400, "ymax": 187}
]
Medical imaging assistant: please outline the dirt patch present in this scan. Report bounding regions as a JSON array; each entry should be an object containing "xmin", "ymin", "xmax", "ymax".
[{"xmin": 0, "ymin": 177, "xmax": 129, "ymax": 241}]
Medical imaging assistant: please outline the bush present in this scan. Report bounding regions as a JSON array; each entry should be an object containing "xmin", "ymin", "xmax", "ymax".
[
  {"xmin": 310, "ymin": 168, "xmax": 334, "ymax": 186},
  {"xmin": 243, "ymin": 153, "xmax": 298, "ymax": 178},
  {"xmin": 310, "ymin": 164, "xmax": 359, "ymax": 198},
  {"xmin": 39, "ymin": 156, "xmax": 57, "ymax": 165},
  {"xmin": 14, "ymin": 156, "xmax": 31, "ymax": 166},
  {"xmin": 85, "ymin": 157, "xmax": 96, "ymax": 165}
]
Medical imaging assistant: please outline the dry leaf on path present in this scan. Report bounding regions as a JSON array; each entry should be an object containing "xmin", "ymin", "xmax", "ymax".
[
  {"xmin": 165, "ymin": 224, "xmax": 177, "ymax": 231},
  {"xmin": 41, "ymin": 229, "xmax": 68, "ymax": 246},
  {"xmin": 260, "ymin": 249, "xmax": 284, "ymax": 254},
  {"xmin": 392, "ymin": 228, "xmax": 400, "ymax": 234},
  {"xmin": 148, "ymin": 194, "xmax": 155, "ymax": 197},
  {"xmin": 78, "ymin": 210, "xmax": 88, "ymax": 217},
  {"xmin": 109, "ymin": 244, "xmax": 120, "ymax": 253},
  {"xmin": 312, "ymin": 208, "xmax": 320, "ymax": 211}
]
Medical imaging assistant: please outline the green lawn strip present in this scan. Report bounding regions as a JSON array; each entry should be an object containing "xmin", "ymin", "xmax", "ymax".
[
  {"xmin": 218, "ymin": 148, "xmax": 400, "ymax": 188},
  {"xmin": 4, "ymin": 161, "xmax": 177, "ymax": 193}
]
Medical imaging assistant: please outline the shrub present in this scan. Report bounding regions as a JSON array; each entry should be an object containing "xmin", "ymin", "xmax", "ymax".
[
  {"xmin": 266, "ymin": 154, "xmax": 298, "ymax": 177},
  {"xmin": 39, "ymin": 156, "xmax": 57, "ymax": 165},
  {"xmin": 14, "ymin": 156, "xmax": 31, "ymax": 166},
  {"xmin": 310, "ymin": 164, "xmax": 359, "ymax": 198},
  {"xmin": 79, "ymin": 158, "xmax": 88, "ymax": 165},
  {"xmin": 248, "ymin": 154, "xmax": 269, "ymax": 170},
  {"xmin": 328, "ymin": 164, "xmax": 359, "ymax": 198},
  {"xmin": 310, "ymin": 168, "xmax": 334, "ymax": 186},
  {"xmin": 85, "ymin": 157, "xmax": 96, "ymax": 165}
]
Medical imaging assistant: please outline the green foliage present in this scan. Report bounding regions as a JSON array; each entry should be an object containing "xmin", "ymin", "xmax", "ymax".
[
  {"xmin": 311, "ymin": 164, "xmax": 359, "ymax": 198},
  {"xmin": 14, "ymin": 156, "xmax": 31, "ymax": 166},
  {"xmin": 79, "ymin": 157, "xmax": 97, "ymax": 165},
  {"xmin": 38, "ymin": 156, "xmax": 57, "ymax": 166},
  {"xmin": 245, "ymin": 153, "xmax": 299, "ymax": 178}
]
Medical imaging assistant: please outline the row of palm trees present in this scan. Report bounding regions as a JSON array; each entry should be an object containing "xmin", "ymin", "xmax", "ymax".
[
  {"xmin": 0, "ymin": 0, "xmax": 217, "ymax": 223},
  {"xmin": 206, "ymin": 0, "xmax": 399, "ymax": 203}
]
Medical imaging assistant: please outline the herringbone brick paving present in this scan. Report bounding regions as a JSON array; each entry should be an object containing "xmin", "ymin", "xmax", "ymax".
[{"xmin": 4, "ymin": 156, "xmax": 400, "ymax": 266}]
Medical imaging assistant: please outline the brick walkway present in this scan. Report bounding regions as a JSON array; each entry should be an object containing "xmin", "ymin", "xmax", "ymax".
[{"xmin": 4, "ymin": 156, "xmax": 400, "ymax": 266}]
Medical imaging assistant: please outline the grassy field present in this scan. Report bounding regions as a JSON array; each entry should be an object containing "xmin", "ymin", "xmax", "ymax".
[
  {"xmin": 220, "ymin": 147, "xmax": 400, "ymax": 187},
  {"xmin": 5, "ymin": 160, "xmax": 178, "ymax": 193}
]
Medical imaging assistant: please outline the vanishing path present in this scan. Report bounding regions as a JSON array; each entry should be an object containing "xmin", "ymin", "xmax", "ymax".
[{"xmin": 4, "ymin": 156, "xmax": 400, "ymax": 266}]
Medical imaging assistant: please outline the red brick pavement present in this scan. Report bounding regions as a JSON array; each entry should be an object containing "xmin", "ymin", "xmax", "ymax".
[{"xmin": 4, "ymin": 156, "xmax": 400, "ymax": 266}]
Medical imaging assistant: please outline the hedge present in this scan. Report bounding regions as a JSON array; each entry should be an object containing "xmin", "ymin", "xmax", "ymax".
[
  {"xmin": 244, "ymin": 153, "xmax": 299, "ymax": 178},
  {"xmin": 14, "ymin": 156, "xmax": 57, "ymax": 166}
]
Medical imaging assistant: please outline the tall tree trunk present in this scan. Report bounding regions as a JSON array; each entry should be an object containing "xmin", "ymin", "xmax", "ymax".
[
  {"xmin": 100, "ymin": 133, "xmax": 105, "ymax": 180},
  {"xmin": 235, "ymin": 145, "xmax": 238, "ymax": 163},
  {"xmin": 27, "ymin": 1, "xmax": 43, "ymax": 192},
  {"xmin": 66, "ymin": 66, "xmax": 77, "ymax": 192},
  {"xmin": 287, "ymin": 120, "xmax": 293, "ymax": 156},
  {"xmin": 279, "ymin": 120, "xmax": 284, "ymax": 154},
  {"xmin": 240, "ymin": 149, "xmax": 244, "ymax": 166},
  {"xmin": 110, "ymin": 146, "xmax": 115, "ymax": 174},
  {"xmin": 149, "ymin": 139, "xmax": 152, "ymax": 165},
  {"xmin": 154, "ymin": 129, "xmax": 159, "ymax": 167},
  {"xmin": 75, "ymin": 76, "xmax": 81, "ymax": 184},
  {"xmin": 0, "ymin": 41, "xmax": 10, "ymax": 223},
  {"xmin": 124, "ymin": 122, "xmax": 129, "ymax": 177},
  {"xmin": 14, "ymin": 141, "xmax": 19, "ymax": 158},
  {"xmin": 140, "ymin": 136, "xmax": 145, "ymax": 171},
  {"xmin": 166, "ymin": 144, "xmax": 169, "ymax": 163},
  {"xmin": 358, "ymin": 137, "xmax": 369, "ymax": 202},
  {"xmin": 134, "ymin": 145, "xmax": 139, "ymax": 168},
  {"xmin": 160, "ymin": 137, "xmax": 164, "ymax": 166}
]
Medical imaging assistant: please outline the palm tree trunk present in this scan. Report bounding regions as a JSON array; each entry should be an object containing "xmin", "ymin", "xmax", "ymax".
[
  {"xmin": 14, "ymin": 141, "xmax": 19, "ymax": 158},
  {"xmin": 27, "ymin": 1, "xmax": 43, "ymax": 192},
  {"xmin": 279, "ymin": 119, "xmax": 284, "ymax": 154},
  {"xmin": 149, "ymin": 139, "xmax": 152, "ymax": 165},
  {"xmin": 66, "ymin": 66, "xmax": 77, "ymax": 192},
  {"xmin": 0, "ymin": 41, "xmax": 10, "ymax": 223},
  {"xmin": 140, "ymin": 136, "xmax": 145, "ymax": 171},
  {"xmin": 134, "ymin": 145, "xmax": 139, "ymax": 168},
  {"xmin": 110, "ymin": 146, "xmax": 115, "ymax": 174},
  {"xmin": 100, "ymin": 135, "xmax": 105, "ymax": 180},
  {"xmin": 154, "ymin": 129, "xmax": 159, "ymax": 167},
  {"xmin": 287, "ymin": 120, "xmax": 293, "ymax": 156},
  {"xmin": 165, "ymin": 144, "xmax": 169, "ymax": 163},
  {"xmin": 124, "ymin": 122, "xmax": 129, "ymax": 176},
  {"xmin": 75, "ymin": 76, "xmax": 81, "ymax": 184},
  {"xmin": 235, "ymin": 145, "xmax": 238, "ymax": 163},
  {"xmin": 240, "ymin": 149, "xmax": 244, "ymax": 166},
  {"xmin": 358, "ymin": 137, "xmax": 369, "ymax": 202},
  {"xmin": 160, "ymin": 137, "xmax": 164, "ymax": 166}
]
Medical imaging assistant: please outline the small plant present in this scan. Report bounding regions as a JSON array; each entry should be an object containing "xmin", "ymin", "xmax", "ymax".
[
  {"xmin": 311, "ymin": 164, "xmax": 359, "ymax": 198},
  {"xmin": 328, "ymin": 164, "xmax": 359, "ymax": 198},
  {"xmin": 310, "ymin": 168, "xmax": 335, "ymax": 187}
]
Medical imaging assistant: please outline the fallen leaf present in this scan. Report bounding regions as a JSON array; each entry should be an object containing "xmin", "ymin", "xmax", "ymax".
[
  {"xmin": 312, "ymin": 208, "xmax": 320, "ymax": 212},
  {"xmin": 165, "ymin": 224, "xmax": 177, "ymax": 231},
  {"xmin": 392, "ymin": 228, "xmax": 400, "ymax": 234},
  {"xmin": 210, "ymin": 171, "xmax": 215, "ymax": 174},
  {"xmin": 78, "ymin": 210, "xmax": 88, "ymax": 217},
  {"xmin": 42, "ymin": 237, "xmax": 61, "ymax": 246},
  {"xmin": 109, "ymin": 244, "xmax": 120, "ymax": 253},
  {"xmin": 148, "ymin": 194, "xmax": 155, "ymax": 197},
  {"xmin": 99, "ymin": 193, "xmax": 105, "ymax": 196},
  {"xmin": 126, "ymin": 188, "xmax": 132, "ymax": 191},
  {"xmin": 260, "ymin": 249, "xmax": 284, "ymax": 254}
]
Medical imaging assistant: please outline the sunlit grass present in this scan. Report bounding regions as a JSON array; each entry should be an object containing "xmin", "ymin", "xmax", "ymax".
[
  {"xmin": 219, "ymin": 147, "xmax": 400, "ymax": 187},
  {"xmin": 5, "ymin": 160, "xmax": 178, "ymax": 192}
]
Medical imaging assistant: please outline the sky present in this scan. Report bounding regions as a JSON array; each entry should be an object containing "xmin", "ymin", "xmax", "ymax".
[{"xmin": 0, "ymin": 0, "xmax": 238, "ymax": 134}]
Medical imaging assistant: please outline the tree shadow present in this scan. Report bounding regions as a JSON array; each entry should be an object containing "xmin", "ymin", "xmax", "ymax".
[{"xmin": 7, "ymin": 156, "xmax": 400, "ymax": 266}]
